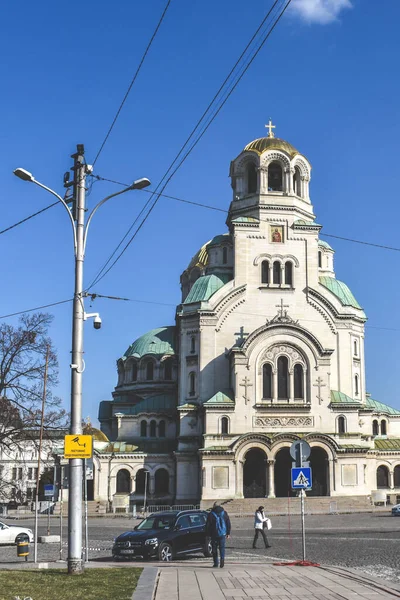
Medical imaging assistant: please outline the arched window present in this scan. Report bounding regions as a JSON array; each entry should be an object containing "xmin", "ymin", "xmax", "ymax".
[
  {"xmin": 277, "ymin": 356, "xmax": 289, "ymax": 399},
  {"xmin": 159, "ymin": 420, "xmax": 166, "ymax": 438},
  {"xmin": 189, "ymin": 372, "xmax": 196, "ymax": 396},
  {"xmin": 338, "ymin": 416, "xmax": 346, "ymax": 434},
  {"xmin": 394, "ymin": 465, "xmax": 400, "ymax": 487},
  {"xmin": 132, "ymin": 362, "xmax": 138, "ymax": 382},
  {"xmin": 150, "ymin": 420, "xmax": 157, "ymax": 437},
  {"xmin": 263, "ymin": 364, "xmax": 272, "ymax": 399},
  {"xmin": 222, "ymin": 247, "xmax": 228, "ymax": 264},
  {"xmin": 293, "ymin": 166, "xmax": 301, "ymax": 196},
  {"xmin": 135, "ymin": 469, "xmax": 150, "ymax": 494},
  {"xmin": 354, "ymin": 374, "xmax": 359, "ymax": 396},
  {"xmin": 190, "ymin": 336, "xmax": 196, "ymax": 354},
  {"xmin": 318, "ymin": 251, "xmax": 322, "ymax": 268},
  {"xmin": 155, "ymin": 469, "xmax": 169, "ymax": 495},
  {"xmin": 377, "ymin": 465, "xmax": 389, "ymax": 488},
  {"xmin": 140, "ymin": 420, "xmax": 147, "ymax": 437},
  {"xmin": 294, "ymin": 364, "xmax": 304, "ymax": 399},
  {"xmin": 116, "ymin": 469, "xmax": 131, "ymax": 494},
  {"xmin": 261, "ymin": 260, "xmax": 269, "ymax": 284},
  {"xmin": 164, "ymin": 359, "xmax": 172, "ymax": 381},
  {"xmin": 381, "ymin": 420, "xmax": 387, "ymax": 435},
  {"xmin": 247, "ymin": 163, "xmax": 257, "ymax": 193},
  {"xmin": 146, "ymin": 361, "xmax": 154, "ymax": 381},
  {"xmin": 354, "ymin": 340, "xmax": 358, "ymax": 356},
  {"xmin": 221, "ymin": 417, "xmax": 229, "ymax": 435},
  {"xmin": 268, "ymin": 161, "xmax": 283, "ymax": 191},
  {"xmin": 372, "ymin": 419, "xmax": 379, "ymax": 436},
  {"xmin": 273, "ymin": 261, "xmax": 281, "ymax": 284},
  {"xmin": 285, "ymin": 262, "xmax": 293, "ymax": 286}
]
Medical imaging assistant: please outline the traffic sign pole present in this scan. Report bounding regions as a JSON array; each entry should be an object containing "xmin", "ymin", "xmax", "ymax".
[{"xmin": 300, "ymin": 489, "xmax": 306, "ymax": 561}]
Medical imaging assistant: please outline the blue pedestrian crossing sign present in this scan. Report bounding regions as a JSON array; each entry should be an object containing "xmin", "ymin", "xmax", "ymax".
[{"xmin": 291, "ymin": 467, "xmax": 312, "ymax": 489}]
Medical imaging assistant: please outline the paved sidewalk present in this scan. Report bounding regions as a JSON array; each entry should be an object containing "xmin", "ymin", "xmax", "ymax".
[{"xmin": 152, "ymin": 563, "xmax": 400, "ymax": 600}]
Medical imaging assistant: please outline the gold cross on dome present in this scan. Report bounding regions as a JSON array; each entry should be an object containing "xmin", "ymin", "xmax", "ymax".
[{"xmin": 265, "ymin": 118, "xmax": 276, "ymax": 138}]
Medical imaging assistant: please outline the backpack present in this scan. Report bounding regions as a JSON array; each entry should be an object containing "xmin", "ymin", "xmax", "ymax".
[{"xmin": 212, "ymin": 510, "xmax": 227, "ymax": 536}]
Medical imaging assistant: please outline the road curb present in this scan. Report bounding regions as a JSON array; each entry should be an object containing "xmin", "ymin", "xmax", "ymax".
[{"xmin": 132, "ymin": 567, "xmax": 159, "ymax": 600}]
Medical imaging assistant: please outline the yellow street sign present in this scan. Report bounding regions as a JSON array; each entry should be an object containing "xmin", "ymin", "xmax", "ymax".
[{"xmin": 64, "ymin": 434, "xmax": 93, "ymax": 459}]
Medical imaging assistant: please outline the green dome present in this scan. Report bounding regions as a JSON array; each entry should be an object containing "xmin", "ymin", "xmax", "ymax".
[
  {"xmin": 244, "ymin": 137, "xmax": 299, "ymax": 158},
  {"xmin": 184, "ymin": 273, "xmax": 232, "ymax": 304},
  {"xmin": 318, "ymin": 240, "xmax": 334, "ymax": 251},
  {"xmin": 123, "ymin": 326, "xmax": 176, "ymax": 359},
  {"xmin": 319, "ymin": 277, "xmax": 363, "ymax": 311}
]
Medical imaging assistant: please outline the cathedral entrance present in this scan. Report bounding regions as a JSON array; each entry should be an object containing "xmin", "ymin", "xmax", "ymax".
[
  {"xmin": 308, "ymin": 447, "xmax": 329, "ymax": 496},
  {"xmin": 243, "ymin": 448, "xmax": 267, "ymax": 498},
  {"xmin": 274, "ymin": 448, "xmax": 296, "ymax": 497}
]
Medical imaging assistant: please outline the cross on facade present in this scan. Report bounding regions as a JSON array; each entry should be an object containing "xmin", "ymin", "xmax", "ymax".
[
  {"xmin": 240, "ymin": 376, "xmax": 253, "ymax": 405},
  {"xmin": 265, "ymin": 118, "xmax": 276, "ymax": 138},
  {"xmin": 235, "ymin": 326, "xmax": 249, "ymax": 345},
  {"xmin": 313, "ymin": 376, "xmax": 326, "ymax": 405},
  {"xmin": 276, "ymin": 299, "xmax": 289, "ymax": 319}
]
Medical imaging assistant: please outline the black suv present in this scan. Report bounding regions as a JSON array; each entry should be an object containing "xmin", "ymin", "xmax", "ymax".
[{"xmin": 112, "ymin": 510, "xmax": 212, "ymax": 562}]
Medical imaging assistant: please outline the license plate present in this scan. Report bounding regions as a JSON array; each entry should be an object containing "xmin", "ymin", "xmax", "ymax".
[{"xmin": 120, "ymin": 549, "xmax": 135, "ymax": 554}]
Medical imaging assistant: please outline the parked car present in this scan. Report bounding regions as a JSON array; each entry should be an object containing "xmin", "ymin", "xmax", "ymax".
[
  {"xmin": 112, "ymin": 510, "xmax": 212, "ymax": 562},
  {"xmin": 391, "ymin": 504, "xmax": 400, "ymax": 516},
  {"xmin": 0, "ymin": 521, "xmax": 33, "ymax": 544}
]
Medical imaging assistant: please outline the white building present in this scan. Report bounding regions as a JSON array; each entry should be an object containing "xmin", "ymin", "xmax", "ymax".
[{"xmin": 96, "ymin": 126, "xmax": 400, "ymax": 509}]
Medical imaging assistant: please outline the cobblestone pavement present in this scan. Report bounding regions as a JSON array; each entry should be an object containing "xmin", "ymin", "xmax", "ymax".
[{"xmin": 2, "ymin": 512, "xmax": 400, "ymax": 586}]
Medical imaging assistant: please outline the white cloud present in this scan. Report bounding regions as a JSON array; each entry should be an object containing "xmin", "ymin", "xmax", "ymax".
[{"xmin": 289, "ymin": 0, "xmax": 352, "ymax": 25}]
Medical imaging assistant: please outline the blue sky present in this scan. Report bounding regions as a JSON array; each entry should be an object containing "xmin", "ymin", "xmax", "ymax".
[{"xmin": 1, "ymin": 0, "xmax": 399, "ymax": 423}]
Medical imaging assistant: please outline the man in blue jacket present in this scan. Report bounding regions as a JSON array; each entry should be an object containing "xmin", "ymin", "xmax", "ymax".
[{"xmin": 205, "ymin": 502, "xmax": 231, "ymax": 568}]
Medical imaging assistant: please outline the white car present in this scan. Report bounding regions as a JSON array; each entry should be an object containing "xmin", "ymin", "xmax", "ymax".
[{"xmin": 0, "ymin": 521, "xmax": 33, "ymax": 544}]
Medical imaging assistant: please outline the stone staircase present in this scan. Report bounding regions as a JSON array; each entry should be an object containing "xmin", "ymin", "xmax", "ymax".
[
  {"xmin": 53, "ymin": 500, "xmax": 107, "ymax": 516},
  {"xmin": 200, "ymin": 495, "xmax": 376, "ymax": 515}
]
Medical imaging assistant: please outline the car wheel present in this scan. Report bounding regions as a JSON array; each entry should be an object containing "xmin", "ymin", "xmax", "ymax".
[
  {"xmin": 203, "ymin": 538, "xmax": 212, "ymax": 558},
  {"xmin": 159, "ymin": 542, "xmax": 174, "ymax": 562}
]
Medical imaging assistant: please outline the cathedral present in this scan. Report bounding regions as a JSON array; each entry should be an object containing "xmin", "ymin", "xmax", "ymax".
[{"xmin": 95, "ymin": 124, "xmax": 400, "ymax": 510}]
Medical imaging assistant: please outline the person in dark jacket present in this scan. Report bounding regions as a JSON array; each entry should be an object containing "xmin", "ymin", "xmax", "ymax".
[{"xmin": 205, "ymin": 503, "xmax": 231, "ymax": 568}]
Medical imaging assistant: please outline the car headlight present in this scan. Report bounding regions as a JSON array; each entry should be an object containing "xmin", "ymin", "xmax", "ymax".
[{"xmin": 145, "ymin": 538, "xmax": 158, "ymax": 546}]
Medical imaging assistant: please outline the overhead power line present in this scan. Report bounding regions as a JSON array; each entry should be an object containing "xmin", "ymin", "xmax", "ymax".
[
  {"xmin": 88, "ymin": 0, "xmax": 294, "ymax": 289},
  {"xmin": 92, "ymin": 0, "xmax": 172, "ymax": 166},
  {"xmin": 94, "ymin": 176, "xmax": 400, "ymax": 254},
  {"xmin": 0, "ymin": 299, "xmax": 72, "ymax": 320},
  {"xmin": 0, "ymin": 201, "xmax": 59, "ymax": 237}
]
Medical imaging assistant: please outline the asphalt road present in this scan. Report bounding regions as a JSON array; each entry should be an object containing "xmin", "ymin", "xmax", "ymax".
[{"xmin": 2, "ymin": 512, "xmax": 400, "ymax": 584}]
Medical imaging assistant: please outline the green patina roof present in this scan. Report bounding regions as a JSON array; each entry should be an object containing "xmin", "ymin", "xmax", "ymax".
[
  {"xmin": 184, "ymin": 273, "xmax": 232, "ymax": 304},
  {"xmin": 330, "ymin": 390, "xmax": 361, "ymax": 405},
  {"xmin": 365, "ymin": 396, "xmax": 400, "ymax": 416},
  {"xmin": 116, "ymin": 394, "xmax": 176, "ymax": 416},
  {"xmin": 204, "ymin": 390, "xmax": 235, "ymax": 405},
  {"xmin": 319, "ymin": 276, "xmax": 364, "ymax": 312},
  {"xmin": 231, "ymin": 216, "xmax": 260, "ymax": 224},
  {"xmin": 102, "ymin": 439, "xmax": 176, "ymax": 454},
  {"xmin": 318, "ymin": 239, "xmax": 334, "ymax": 251},
  {"xmin": 123, "ymin": 326, "xmax": 176, "ymax": 359},
  {"xmin": 293, "ymin": 219, "xmax": 321, "ymax": 228},
  {"xmin": 375, "ymin": 439, "xmax": 400, "ymax": 451},
  {"xmin": 188, "ymin": 233, "xmax": 231, "ymax": 269}
]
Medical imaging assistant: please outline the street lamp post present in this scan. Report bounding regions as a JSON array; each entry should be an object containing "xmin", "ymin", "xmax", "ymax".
[
  {"xmin": 143, "ymin": 470, "xmax": 149, "ymax": 515},
  {"xmin": 14, "ymin": 145, "xmax": 150, "ymax": 574}
]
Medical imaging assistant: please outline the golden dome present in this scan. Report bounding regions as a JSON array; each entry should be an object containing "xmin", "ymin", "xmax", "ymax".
[
  {"xmin": 244, "ymin": 136, "xmax": 299, "ymax": 158},
  {"xmin": 83, "ymin": 424, "xmax": 109, "ymax": 443}
]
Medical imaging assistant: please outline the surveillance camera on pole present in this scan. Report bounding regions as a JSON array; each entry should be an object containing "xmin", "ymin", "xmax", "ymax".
[{"xmin": 84, "ymin": 313, "xmax": 102, "ymax": 330}]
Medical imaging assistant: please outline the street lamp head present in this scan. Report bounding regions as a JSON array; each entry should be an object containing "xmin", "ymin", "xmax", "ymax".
[
  {"xmin": 13, "ymin": 168, "xmax": 34, "ymax": 182},
  {"xmin": 130, "ymin": 177, "xmax": 151, "ymax": 190}
]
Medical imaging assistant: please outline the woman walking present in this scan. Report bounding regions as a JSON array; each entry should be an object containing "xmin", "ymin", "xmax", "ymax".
[{"xmin": 252, "ymin": 505, "xmax": 271, "ymax": 549}]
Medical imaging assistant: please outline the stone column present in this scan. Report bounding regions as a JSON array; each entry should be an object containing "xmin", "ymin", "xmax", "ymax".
[
  {"xmin": 149, "ymin": 475, "xmax": 155, "ymax": 496},
  {"xmin": 389, "ymin": 470, "xmax": 394, "ymax": 490},
  {"xmin": 289, "ymin": 168, "xmax": 294, "ymax": 194},
  {"xmin": 269, "ymin": 264, "xmax": 273, "ymax": 285},
  {"xmin": 235, "ymin": 459, "xmax": 244, "ymax": 498},
  {"xmin": 273, "ymin": 369, "xmax": 278, "ymax": 402},
  {"xmin": 280, "ymin": 265, "xmax": 285, "ymax": 286},
  {"xmin": 289, "ymin": 370, "xmax": 294, "ymax": 403},
  {"xmin": 267, "ymin": 460, "xmax": 276, "ymax": 498}
]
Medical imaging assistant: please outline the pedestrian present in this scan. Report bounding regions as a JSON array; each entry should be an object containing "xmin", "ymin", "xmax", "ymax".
[
  {"xmin": 205, "ymin": 502, "xmax": 231, "ymax": 568},
  {"xmin": 253, "ymin": 505, "xmax": 271, "ymax": 549}
]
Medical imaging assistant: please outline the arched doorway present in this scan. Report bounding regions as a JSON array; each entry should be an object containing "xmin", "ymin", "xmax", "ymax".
[
  {"xmin": 274, "ymin": 448, "xmax": 294, "ymax": 497},
  {"xmin": 309, "ymin": 447, "xmax": 329, "ymax": 496},
  {"xmin": 377, "ymin": 465, "xmax": 389, "ymax": 488},
  {"xmin": 243, "ymin": 448, "xmax": 267, "ymax": 498},
  {"xmin": 116, "ymin": 469, "xmax": 131, "ymax": 494}
]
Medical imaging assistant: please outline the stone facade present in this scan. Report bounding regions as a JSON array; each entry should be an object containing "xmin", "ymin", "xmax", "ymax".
[{"xmin": 97, "ymin": 130, "xmax": 400, "ymax": 508}]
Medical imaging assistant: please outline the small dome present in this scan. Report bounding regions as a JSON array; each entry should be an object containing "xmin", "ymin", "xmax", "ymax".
[
  {"xmin": 83, "ymin": 424, "xmax": 109, "ymax": 443},
  {"xmin": 122, "ymin": 326, "xmax": 176, "ymax": 359},
  {"xmin": 187, "ymin": 233, "xmax": 231, "ymax": 270},
  {"xmin": 244, "ymin": 136, "xmax": 299, "ymax": 158}
]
